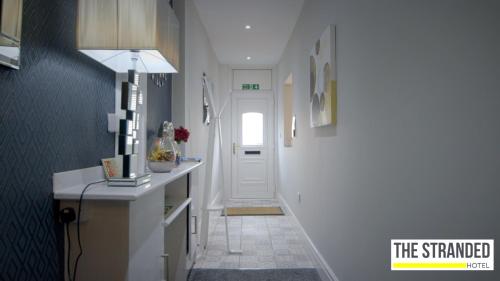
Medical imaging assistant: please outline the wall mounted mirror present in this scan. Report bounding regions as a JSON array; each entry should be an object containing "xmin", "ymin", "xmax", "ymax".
[
  {"xmin": 0, "ymin": 0, "xmax": 23, "ymax": 69},
  {"xmin": 202, "ymin": 78, "xmax": 210, "ymax": 125}
]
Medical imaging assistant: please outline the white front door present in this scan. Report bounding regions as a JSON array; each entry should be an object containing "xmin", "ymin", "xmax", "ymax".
[{"xmin": 231, "ymin": 91, "xmax": 274, "ymax": 199}]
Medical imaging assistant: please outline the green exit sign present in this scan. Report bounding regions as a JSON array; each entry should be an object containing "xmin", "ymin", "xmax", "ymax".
[{"xmin": 242, "ymin": 84, "xmax": 260, "ymax": 90}]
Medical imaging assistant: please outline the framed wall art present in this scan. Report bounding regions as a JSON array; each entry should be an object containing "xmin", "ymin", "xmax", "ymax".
[{"xmin": 309, "ymin": 25, "xmax": 337, "ymax": 127}]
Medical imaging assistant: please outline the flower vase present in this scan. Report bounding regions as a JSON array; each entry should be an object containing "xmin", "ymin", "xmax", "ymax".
[{"xmin": 174, "ymin": 141, "xmax": 181, "ymax": 166}]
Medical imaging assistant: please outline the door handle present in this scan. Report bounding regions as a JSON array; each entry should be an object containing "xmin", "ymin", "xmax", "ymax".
[
  {"xmin": 161, "ymin": 254, "xmax": 169, "ymax": 281},
  {"xmin": 233, "ymin": 143, "xmax": 236, "ymax": 154}
]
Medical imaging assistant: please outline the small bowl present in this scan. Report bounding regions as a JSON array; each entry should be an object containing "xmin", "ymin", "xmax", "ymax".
[{"xmin": 148, "ymin": 161, "xmax": 176, "ymax": 173}]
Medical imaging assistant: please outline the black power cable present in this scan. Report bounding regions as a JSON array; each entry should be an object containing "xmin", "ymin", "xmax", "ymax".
[
  {"xmin": 72, "ymin": 180, "xmax": 106, "ymax": 281},
  {"xmin": 60, "ymin": 207, "xmax": 76, "ymax": 281},
  {"xmin": 64, "ymin": 222, "xmax": 73, "ymax": 281}
]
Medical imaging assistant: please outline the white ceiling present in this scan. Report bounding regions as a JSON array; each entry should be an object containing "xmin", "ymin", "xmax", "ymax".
[{"xmin": 193, "ymin": 0, "xmax": 304, "ymax": 66}]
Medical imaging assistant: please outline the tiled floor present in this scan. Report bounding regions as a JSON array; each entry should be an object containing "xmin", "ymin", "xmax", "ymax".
[{"xmin": 194, "ymin": 199, "xmax": 318, "ymax": 269}]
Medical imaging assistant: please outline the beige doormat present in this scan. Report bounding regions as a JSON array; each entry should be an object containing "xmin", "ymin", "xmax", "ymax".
[{"xmin": 222, "ymin": 207, "xmax": 284, "ymax": 216}]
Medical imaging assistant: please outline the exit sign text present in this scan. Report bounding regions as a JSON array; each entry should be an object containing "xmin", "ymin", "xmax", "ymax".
[{"xmin": 242, "ymin": 84, "xmax": 259, "ymax": 90}]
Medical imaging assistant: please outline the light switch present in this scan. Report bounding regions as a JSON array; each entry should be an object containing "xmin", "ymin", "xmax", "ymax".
[{"xmin": 107, "ymin": 113, "xmax": 118, "ymax": 133}]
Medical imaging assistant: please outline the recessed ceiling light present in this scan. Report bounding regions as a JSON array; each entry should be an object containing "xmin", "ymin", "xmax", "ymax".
[
  {"xmin": 245, "ymin": 25, "xmax": 251, "ymax": 30},
  {"xmin": 246, "ymin": 56, "xmax": 251, "ymax": 60}
]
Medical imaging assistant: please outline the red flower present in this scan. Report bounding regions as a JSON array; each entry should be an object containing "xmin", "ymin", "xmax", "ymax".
[{"xmin": 174, "ymin": 126, "xmax": 190, "ymax": 143}]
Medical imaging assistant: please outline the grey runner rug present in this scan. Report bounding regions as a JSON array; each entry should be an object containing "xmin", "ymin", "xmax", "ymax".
[{"xmin": 188, "ymin": 268, "xmax": 322, "ymax": 281}]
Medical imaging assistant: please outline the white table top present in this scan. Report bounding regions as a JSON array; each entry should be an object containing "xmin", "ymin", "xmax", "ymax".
[{"xmin": 53, "ymin": 162, "xmax": 203, "ymax": 201}]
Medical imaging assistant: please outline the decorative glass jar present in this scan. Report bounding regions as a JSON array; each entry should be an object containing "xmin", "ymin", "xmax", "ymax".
[
  {"xmin": 148, "ymin": 121, "xmax": 177, "ymax": 173},
  {"xmin": 173, "ymin": 141, "xmax": 181, "ymax": 166}
]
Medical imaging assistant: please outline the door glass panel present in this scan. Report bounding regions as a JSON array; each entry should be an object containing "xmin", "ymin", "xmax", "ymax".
[{"xmin": 242, "ymin": 112, "xmax": 263, "ymax": 146}]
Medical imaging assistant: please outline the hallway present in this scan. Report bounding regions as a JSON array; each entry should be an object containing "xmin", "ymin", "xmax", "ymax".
[
  {"xmin": 195, "ymin": 200, "xmax": 318, "ymax": 269},
  {"xmin": 1, "ymin": 0, "xmax": 499, "ymax": 280}
]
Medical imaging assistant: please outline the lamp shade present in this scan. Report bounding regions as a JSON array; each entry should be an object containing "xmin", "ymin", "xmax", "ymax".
[{"xmin": 77, "ymin": 0, "xmax": 179, "ymax": 73}]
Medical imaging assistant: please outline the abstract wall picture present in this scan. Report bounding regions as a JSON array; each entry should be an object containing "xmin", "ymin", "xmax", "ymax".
[{"xmin": 309, "ymin": 25, "xmax": 337, "ymax": 127}]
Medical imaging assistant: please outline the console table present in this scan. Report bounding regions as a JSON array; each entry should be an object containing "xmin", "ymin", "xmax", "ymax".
[{"xmin": 53, "ymin": 162, "xmax": 203, "ymax": 281}]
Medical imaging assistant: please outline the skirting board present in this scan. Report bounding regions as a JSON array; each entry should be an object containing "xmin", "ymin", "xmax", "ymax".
[{"xmin": 278, "ymin": 195, "xmax": 340, "ymax": 281}]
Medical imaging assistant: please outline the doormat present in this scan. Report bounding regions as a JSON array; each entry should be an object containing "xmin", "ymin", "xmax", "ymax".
[{"xmin": 222, "ymin": 207, "xmax": 284, "ymax": 216}]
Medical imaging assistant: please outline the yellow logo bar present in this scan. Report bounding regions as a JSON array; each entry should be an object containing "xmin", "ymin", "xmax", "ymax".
[{"xmin": 393, "ymin": 263, "xmax": 467, "ymax": 269}]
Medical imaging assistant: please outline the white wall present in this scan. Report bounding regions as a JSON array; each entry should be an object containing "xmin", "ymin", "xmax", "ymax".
[
  {"xmin": 172, "ymin": 0, "xmax": 221, "ymax": 221},
  {"xmin": 277, "ymin": 1, "xmax": 500, "ymax": 281},
  {"xmin": 172, "ymin": 0, "xmax": 186, "ymax": 128},
  {"xmin": 183, "ymin": 0, "xmax": 220, "ymax": 161}
]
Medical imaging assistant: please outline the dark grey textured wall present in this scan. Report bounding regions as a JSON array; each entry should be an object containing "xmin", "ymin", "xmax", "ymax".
[
  {"xmin": 147, "ymin": 74, "xmax": 172, "ymax": 148},
  {"xmin": 0, "ymin": 0, "xmax": 115, "ymax": 280}
]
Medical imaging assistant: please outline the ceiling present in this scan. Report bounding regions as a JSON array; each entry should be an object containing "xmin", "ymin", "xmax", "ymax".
[{"xmin": 193, "ymin": 0, "xmax": 304, "ymax": 66}]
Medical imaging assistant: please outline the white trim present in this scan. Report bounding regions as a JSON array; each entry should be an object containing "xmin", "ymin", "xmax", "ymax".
[{"xmin": 278, "ymin": 194, "xmax": 340, "ymax": 281}]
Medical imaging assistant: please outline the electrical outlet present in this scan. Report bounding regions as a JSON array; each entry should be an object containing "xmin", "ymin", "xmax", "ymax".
[
  {"xmin": 59, "ymin": 208, "xmax": 76, "ymax": 224},
  {"xmin": 297, "ymin": 192, "xmax": 301, "ymax": 203}
]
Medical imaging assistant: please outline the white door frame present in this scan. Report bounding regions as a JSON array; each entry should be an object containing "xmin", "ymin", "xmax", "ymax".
[{"xmin": 230, "ymin": 90, "xmax": 275, "ymax": 199}]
